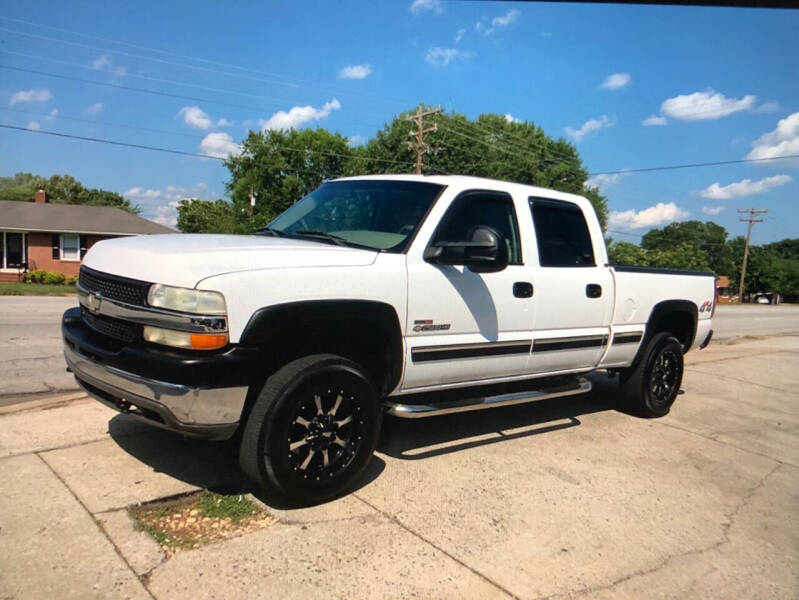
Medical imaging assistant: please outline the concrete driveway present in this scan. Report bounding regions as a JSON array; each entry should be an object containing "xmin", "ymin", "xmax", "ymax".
[{"xmin": 1, "ymin": 335, "xmax": 796, "ymax": 599}]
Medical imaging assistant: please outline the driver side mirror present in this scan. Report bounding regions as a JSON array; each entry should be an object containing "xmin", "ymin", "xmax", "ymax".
[{"xmin": 424, "ymin": 226, "xmax": 508, "ymax": 273}]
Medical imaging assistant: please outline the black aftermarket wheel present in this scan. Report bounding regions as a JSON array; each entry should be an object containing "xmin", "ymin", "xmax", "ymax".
[
  {"xmin": 239, "ymin": 354, "xmax": 381, "ymax": 503},
  {"xmin": 619, "ymin": 332, "xmax": 684, "ymax": 418}
]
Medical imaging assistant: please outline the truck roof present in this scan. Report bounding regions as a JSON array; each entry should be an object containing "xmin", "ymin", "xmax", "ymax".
[{"xmin": 332, "ymin": 173, "xmax": 596, "ymax": 215}]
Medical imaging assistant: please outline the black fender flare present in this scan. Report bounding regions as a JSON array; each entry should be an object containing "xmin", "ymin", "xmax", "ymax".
[{"xmin": 240, "ymin": 299, "xmax": 404, "ymax": 395}]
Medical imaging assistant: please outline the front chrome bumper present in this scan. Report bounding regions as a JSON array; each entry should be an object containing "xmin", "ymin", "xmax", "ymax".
[{"xmin": 64, "ymin": 343, "xmax": 247, "ymax": 440}]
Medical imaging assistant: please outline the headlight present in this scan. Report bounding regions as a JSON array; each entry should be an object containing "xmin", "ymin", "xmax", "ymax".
[
  {"xmin": 147, "ymin": 284, "xmax": 226, "ymax": 314},
  {"xmin": 143, "ymin": 326, "xmax": 228, "ymax": 350}
]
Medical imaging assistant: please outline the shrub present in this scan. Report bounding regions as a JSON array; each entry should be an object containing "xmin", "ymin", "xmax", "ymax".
[
  {"xmin": 65, "ymin": 275, "xmax": 78, "ymax": 286},
  {"xmin": 24, "ymin": 270, "xmax": 66, "ymax": 285}
]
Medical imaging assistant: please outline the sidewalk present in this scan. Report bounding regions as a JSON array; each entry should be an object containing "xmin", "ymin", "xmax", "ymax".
[{"xmin": 1, "ymin": 336, "xmax": 797, "ymax": 599}]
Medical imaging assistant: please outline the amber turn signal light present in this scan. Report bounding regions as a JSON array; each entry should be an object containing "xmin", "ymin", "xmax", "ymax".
[{"xmin": 190, "ymin": 333, "xmax": 229, "ymax": 350}]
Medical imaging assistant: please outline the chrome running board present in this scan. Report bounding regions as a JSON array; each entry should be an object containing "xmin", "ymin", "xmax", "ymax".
[{"xmin": 385, "ymin": 377, "xmax": 592, "ymax": 419}]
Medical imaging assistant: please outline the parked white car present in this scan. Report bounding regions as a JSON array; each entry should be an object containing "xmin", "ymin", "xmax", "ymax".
[{"xmin": 63, "ymin": 175, "xmax": 715, "ymax": 501}]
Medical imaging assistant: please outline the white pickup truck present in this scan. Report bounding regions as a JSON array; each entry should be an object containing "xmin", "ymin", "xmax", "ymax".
[{"xmin": 63, "ymin": 175, "xmax": 715, "ymax": 502}]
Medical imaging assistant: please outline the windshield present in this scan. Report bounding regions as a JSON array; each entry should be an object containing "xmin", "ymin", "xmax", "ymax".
[{"xmin": 266, "ymin": 180, "xmax": 444, "ymax": 252}]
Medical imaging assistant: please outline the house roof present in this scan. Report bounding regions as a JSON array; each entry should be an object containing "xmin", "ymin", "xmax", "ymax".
[{"xmin": 0, "ymin": 200, "xmax": 174, "ymax": 236}]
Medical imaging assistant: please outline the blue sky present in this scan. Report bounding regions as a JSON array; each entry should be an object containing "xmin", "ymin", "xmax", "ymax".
[{"xmin": 0, "ymin": 0, "xmax": 797, "ymax": 244}]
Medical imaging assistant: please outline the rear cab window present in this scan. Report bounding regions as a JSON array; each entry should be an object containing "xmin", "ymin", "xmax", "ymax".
[{"xmin": 528, "ymin": 197, "xmax": 595, "ymax": 267}]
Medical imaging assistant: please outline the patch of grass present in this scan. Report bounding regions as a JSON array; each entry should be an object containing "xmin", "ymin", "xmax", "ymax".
[
  {"xmin": 0, "ymin": 282, "xmax": 76, "ymax": 296},
  {"xmin": 198, "ymin": 490, "xmax": 258, "ymax": 521},
  {"xmin": 128, "ymin": 490, "xmax": 274, "ymax": 558},
  {"xmin": 133, "ymin": 518, "xmax": 170, "ymax": 546}
]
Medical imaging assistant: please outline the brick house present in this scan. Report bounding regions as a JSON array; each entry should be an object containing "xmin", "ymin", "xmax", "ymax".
[{"xmin": 0, "ymin": 190, "xmax": 173, "ymax": 282}]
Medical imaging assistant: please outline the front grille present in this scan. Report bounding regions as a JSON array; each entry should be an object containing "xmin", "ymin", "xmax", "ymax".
[
  {"xmin": 79, "ymin": 267, "xmax": 150, "ymax": 306},
  {"xmin": 81, "ymin": 308, "xmax": 140, "ymax": 343}
]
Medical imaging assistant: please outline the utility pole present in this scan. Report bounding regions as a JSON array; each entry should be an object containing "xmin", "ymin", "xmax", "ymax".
[
  {"xmin": 406, "ymin": 105, "xmax": 441, "ymax": 174},
  {"xmin": 248, "ymin": 187, "xmax": 256, "ymax": 220},
  {"xmin": 737, "ymin": 208, "xmax": 767, "ymax": 303}
]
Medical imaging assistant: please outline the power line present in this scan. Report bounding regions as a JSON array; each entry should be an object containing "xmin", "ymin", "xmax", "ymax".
[
  {"xmin": 0, "ymin": 64, "xmax": 386, "ymax": 132},
  {"xmin": 2, "ymin": 106, "xmax": 204, "ymax": 140},
  {"xmin": 0, "ymin": 23, "xmax": 411, "ymax": 108},
  {"xmin": 589, "ymin": 154, "xmax": 799, "ymax": 176},
  {"xmin": 0, "ymin": 122, "xmax": 415, "ymax": 168},
  {"xmin": 0, "ymin": 124, "xmax": 225, "ymax": 160}
]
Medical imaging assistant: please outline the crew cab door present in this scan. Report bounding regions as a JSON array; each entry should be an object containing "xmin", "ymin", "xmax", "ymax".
[
  {"xmin": 402, "ymin": 189, "xmax": 536, "ymax": 391},
  {"xmin": 525, "ymin": 197, "xmax": 613, "ymax": 373}
]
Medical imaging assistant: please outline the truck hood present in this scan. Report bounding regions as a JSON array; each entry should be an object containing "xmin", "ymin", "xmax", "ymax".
[{"xmin": 82, "ymin": 234, "xmax": 379, "ymax": 288}]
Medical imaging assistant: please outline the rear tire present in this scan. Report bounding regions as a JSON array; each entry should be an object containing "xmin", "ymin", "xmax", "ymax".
[
  {"xmin": 239, "ymin": 354, "xmax": 382, "ymax": 504},
  {"xmin": 619, "ymin": 333, "xmax": 684, "ymax": 417}
]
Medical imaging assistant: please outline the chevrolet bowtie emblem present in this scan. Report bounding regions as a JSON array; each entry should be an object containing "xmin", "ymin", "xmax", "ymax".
[{"xmin": 86, "ymin": 292, "xmax": 103, "ymax": 314}]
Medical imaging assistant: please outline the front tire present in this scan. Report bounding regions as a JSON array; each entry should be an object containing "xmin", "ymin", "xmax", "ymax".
[
  {"xmin": 619, "ymin": 333, "xmax": 684, "ymax": 417},
  {"xmin": 239, "ymin": 354, "xmax": 382, "ymax": 504}
]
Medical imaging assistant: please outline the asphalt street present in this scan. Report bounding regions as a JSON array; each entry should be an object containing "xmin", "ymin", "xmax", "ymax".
[{"xmin": 1, "ymin": 296, "xmax": 798, "ymax": 402}]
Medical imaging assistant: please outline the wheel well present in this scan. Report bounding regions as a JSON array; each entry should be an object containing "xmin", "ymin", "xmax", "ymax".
[
  {"xmin": 645, "ymin": 300, "xmax": 698, "ymax": 352},
  {"xmin": 238, "ymin": 300, "xmax": 403, "ymax": 419}
]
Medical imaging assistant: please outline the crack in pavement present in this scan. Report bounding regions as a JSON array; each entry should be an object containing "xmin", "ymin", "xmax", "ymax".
[
  {"xmin": 654, "ymin": 420, "xmax": 799, "ymax": 470},
  {"xmin": 537, "ymin": 462, "xmax": 785, "ymax": 600},
  {"xmin": 36, "ymin": 452, "xmax": 158, "ymax": 600},
  {"xmin": 352, "ymin": 493, "xmax": 520, "ymax": 599}
]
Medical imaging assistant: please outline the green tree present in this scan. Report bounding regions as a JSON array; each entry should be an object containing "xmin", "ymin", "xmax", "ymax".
[
  {"xmin": 0, "ymin": 172, "xmax": 138, "ymax": 213},
  {"xmin": 641, "ymin": 221, "xmax": 731, "ymax": 275},
  {"xmin": 350, "ymin": 109, "xmax": 608, "ymax": 230},
  {"xmin": 225, "ymin": 128, "xmax": 354, "ymax": 232},
  {"xmin": 176, "ymin": 199, "xmax": 237, "ymax": 233},
  {"xmin": 608, "ymin": 241, "xmax": 648, "ymax": 265}
]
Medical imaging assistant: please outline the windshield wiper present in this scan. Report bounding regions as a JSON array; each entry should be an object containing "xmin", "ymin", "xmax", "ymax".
[
  {"xmin": 294, "ymin": 230, "xmax": 349, "ymax": 246},
  {"xmin": 255, "ymin": 227, "xmax": 286, "ymax": 237}
]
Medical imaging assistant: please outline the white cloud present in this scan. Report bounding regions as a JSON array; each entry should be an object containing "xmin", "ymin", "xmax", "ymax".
[
  {"xmin": 199, "ymin": 132, "xmax": 242, "ymax": 158},
  {"xmin": 149, "ymin": 201, "xmax": 180, "ymax": 228},
  {"xmin": 410, "ymin": 0, "xmax": 443, "ymax": 14},
  {"xmin": 565, "ymin": 115, "xmax": 614, "ymax": 142},
  {"xmin": 338, "ymin": 64, "xmax": 372, "ymax": 80},
  {"xmin": 124, "ymin": 183, "xmax": 210, "ymax": 228},
  {"xmin": 642, "ymin": 115, "xmax": 667, "ymax": 126},
  {"xmin": 476, "ymin": 9, "xmax": 521, "ymax": 36},
  {"xmin": 124, "ymin": 187, "xmax": 162, "ymax": 199},
  {"xmin": 85, "ymin": 102, "xmax": 103, "ymax": 116},
  {"xmin": 259, "ymin": 99, "xmax": 341, "ymax": 131},
  {"xmin": 747, "ymin": 111, "xmax": 799, "ymax": 160},
  {"xmin": 9, "ymin": 88, "xmax": 52, "ymax": 106},
  {"xmin": 609, "ymin": 202, "xmax": 689, "ymax": 230},
  {"xmin": 91, "ymin": 54, "xmax": 127, "ymax": 77},
  {"xmin": 47, "ymin": 108, "xmax": 59, "ymax": 120},
  {"xmin": 661, "ymin": 89, "xmax": 756, "ymax": 121},
  {"xmin": 216, "ymin": 118, "xmax": 233, "ymax": 127},
  {"xmin": 178, "ymin": 106, "xmax": 212, "ymax": 130},
  {"xmin": 504, "ymin": 113, "xmax": 521, "ymax": 124},
  {"xmin": 348, "ymin": 135, "xmax": 367, "ymax": 147},
  {"xmin": 700, "ymin": 174, "xmax": 792, "ymax": 199},
  {"xmin": 492, "ymin": 9, "xmax": 520, "ymax": 28},
  {"xmin": 425, "ymin": 47, "xmax": 474, "ymax": 67},
  {"xmin": 27, "ymin": 120, "xmax": 41, "ymax": 130},
  {"xmin": 586, "ymin": 171, "xmax": 630, "ymax": 191},
  {"xmin": 754, "ymin": 101, "xmax": 779, "ymax": 114},
  {"xmin": 455, "ymin": 28, "xmax": 466, "ymax": 43},
  {"xmin": 702, "ymin": 206, "xmax": 725, "ymax": 216},
  {"xmin": 600, "ymin": 72, "xmax": 631, "ymax": 90}
]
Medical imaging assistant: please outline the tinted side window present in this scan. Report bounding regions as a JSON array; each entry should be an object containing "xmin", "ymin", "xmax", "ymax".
[
  {"xmin": 529, "ymin": 198, "xmax": 595, "ymax": 267},
  {"xmin": 433, "ymin": 191, "xmax": 522, "ymax": 264}
]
